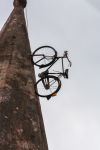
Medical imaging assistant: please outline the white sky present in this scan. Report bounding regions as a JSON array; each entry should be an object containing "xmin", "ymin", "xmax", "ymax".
[{"xmin": 0, "ymin": 0, "xmax": 100, "ymax": 150}]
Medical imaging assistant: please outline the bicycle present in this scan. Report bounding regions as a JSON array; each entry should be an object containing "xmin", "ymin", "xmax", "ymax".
[{"xmin": 31, "ymin": 46, "xmax": 72, "ymax": 100}]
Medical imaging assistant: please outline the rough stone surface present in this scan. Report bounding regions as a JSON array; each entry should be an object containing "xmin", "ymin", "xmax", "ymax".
[
  {"xmin": 0, "ymin": 4, "xmax": 48, "ymax": 150},
  {"xmin": 13, "ymin": 0, "xmax": 27, "ymax": 8}
]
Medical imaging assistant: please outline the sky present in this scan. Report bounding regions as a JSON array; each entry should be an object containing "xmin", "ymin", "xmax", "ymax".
[{"xmin": 0, "ymin": 0, "xmax": 100, "ymax": 150}]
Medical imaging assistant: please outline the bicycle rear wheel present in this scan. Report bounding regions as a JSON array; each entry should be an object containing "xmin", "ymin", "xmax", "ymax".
[
  {"xmin": 35, "ymin": 75, "xmax": 61, "ymax": 99},
  {"xmin": 31, "ymin": 46, "xmax": 57, "ymax": 68}
]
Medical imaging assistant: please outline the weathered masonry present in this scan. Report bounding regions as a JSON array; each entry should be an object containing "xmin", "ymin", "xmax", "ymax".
[{"xmin": 0, "ymin": 0, "xmax": 48, "ymax": 149}]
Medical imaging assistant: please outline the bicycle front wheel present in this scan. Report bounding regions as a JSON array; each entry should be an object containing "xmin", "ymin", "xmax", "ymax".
[
  {"xmin": 35, "ymin": 75, "xmax": 61, "ymax": 99},
  {"xmin": 31, "ymin": 46, "xmax": 57, "ymax": 68}
]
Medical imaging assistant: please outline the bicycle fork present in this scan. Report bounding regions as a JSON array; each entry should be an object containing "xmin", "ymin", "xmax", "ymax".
[{"xmin": 42, "ymin": 77, "xmax": 50, "ymax": 90}]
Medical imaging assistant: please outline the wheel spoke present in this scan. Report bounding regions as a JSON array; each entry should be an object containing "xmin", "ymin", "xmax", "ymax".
[
  {"xmin": 49, "ymin": 80, "xmax": 56, "ymax": 86},
  {"xmin": 35, "ymin": 57, "xmax": 45, "ymax": 63}
]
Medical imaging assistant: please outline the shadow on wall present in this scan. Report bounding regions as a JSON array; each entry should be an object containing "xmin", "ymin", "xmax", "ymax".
[{"xmin": 86, "ymin": 0, "xmax": 100, "ymax": 11}]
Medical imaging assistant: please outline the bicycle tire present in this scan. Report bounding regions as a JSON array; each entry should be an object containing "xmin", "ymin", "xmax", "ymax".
[
  {"xmin": 35, "ymin": 75, "xmax": 61, "ymax": 99},
  {"xmin": 31, "ymin": 46, "xmax": 57, "ymax": 68}
]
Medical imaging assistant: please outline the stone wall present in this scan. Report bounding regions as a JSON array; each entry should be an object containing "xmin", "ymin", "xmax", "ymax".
[{"xmin": 0, "ymin": 4, "xmax": 48, "ymax": 150}]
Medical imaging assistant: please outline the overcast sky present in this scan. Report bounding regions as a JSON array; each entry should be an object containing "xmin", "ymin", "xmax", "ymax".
[{"xmin": 0, "ymin": 0, "xmax": 100, "ymax": 150}]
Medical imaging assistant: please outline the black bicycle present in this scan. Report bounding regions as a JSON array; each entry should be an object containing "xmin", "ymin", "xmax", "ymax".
[{"xmin": 31, "ymin": 46, "xmax": 72, "ymax": 100}]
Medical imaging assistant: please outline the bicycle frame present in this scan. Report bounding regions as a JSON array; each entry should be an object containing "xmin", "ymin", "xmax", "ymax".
[
  {"xmin": 33, "ymin": 47, "xmax": 72, "ymax": 99},
  {"xmin": 39, "ymin": 52, "xmax": 71, "ymax": 78}
]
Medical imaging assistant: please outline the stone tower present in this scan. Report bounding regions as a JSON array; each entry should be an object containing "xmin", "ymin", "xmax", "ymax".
[{"xmin": 0, "ymin": 0, "xmax": 48, "ymax": 149}]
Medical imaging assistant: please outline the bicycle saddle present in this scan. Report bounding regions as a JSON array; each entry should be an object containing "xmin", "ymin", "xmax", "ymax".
[{"xmin": 64, "ymin": 69, "xmax": 69, "ymax": 79}]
